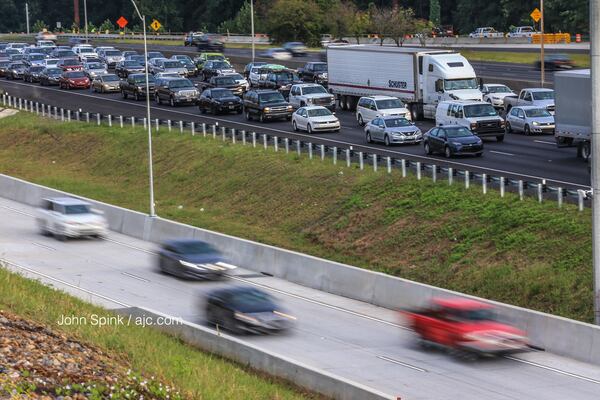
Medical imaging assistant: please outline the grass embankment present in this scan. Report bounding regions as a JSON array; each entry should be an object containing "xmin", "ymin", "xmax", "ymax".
[
  {"xmin": 460, "ymin": 49, "xmax": 590, "ymax": 68},
  {"xmin": 0, "ymin": 113, "xmax": 593, "ymax": 322},
  {"xmin": 0, "ymin": 266, "xmax": 322, "ymax": 400}
]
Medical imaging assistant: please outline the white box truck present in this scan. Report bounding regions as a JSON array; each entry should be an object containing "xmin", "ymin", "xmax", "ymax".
[
  {"xmin": 554, "ymin": 69, "xmax": 591, "ymax": 160},
  {"xmin": 326, "ymin": 45, "xmax": 482, "ymax": 120}
]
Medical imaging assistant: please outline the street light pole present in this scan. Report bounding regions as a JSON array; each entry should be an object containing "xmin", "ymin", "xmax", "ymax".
[
  {"xmin": 130, "ymin": 0, "xmax": 156, "ymax": 218},
  {"xmin": 250, "ymin": 0, "xmax": 255, "ymax": 63},
  {"xmin": 83, "ymin": 0, "xmax": 88, "ymax": 42},
  {"xmin": 540, "ymin": 0, "xmax": 545, "ymax": 87},
  {"xmin": 25, "ymin": 2, "xmax": 30, "ymax": 35},
  {"xmin": 591, "ymin": 0, "xmax": 600, "ymax": 325}
]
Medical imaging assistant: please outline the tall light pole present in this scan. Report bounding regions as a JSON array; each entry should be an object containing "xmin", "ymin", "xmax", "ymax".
[
  {"xmin": 25, "ymin": 2, "xmax": 30, "ymax": 34},
  {"xmin": 250, "ymin": 0, "xmax": 255, "ymax": 63},
  {"xmin": 591, "ymin": 0, "xmax": 600, "ymax": 325},
  {"xmin": 540, "ymin": 0, "xmax": 545, "ymax": 87},
  {"xmin": 83, "ymin": 0, "xmax": 88, "ymax": 42},
  {"xmin": 130, "ymin": 0, "xmax": 156, "ymax": 217}
]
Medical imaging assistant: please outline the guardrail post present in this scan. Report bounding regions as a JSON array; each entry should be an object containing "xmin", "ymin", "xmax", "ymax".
[
  {"xmin": 231, "ymin": 128, "xmax": 236, "ymax": 144},
  {"xmin": 212, "ymin": 124, "xmax": 216, "ymax": 138},
  {"xmin": 538, "ymin": 183, "xmax": 543, "ymax": 203},
  {"xmin": 401, "ymin": 159, "xmax": 406, "ymax": 177},
  {"xmin": 167, "ymin": 119, "xmax": 172, "ymax": 132},
  {"xmin": 359, "ymin": 152, "xmax": 364, "ymax": 170},
  {"xmin": 179, "ymin": 120, "xmax": 184, "ymax": 133},
  {"xmin": 558, "ymin": 187, "xmax": 563, "ymax": 208},
  {"xmin": 1, "ymin": 93, "xmax": 5, "ymax": 106},
  {"xmin": 518, "ymin": 180, "xmax": 524, "ymax": 200},
  {"xmin": 578, "ymin": 190, "xmax": 585, "ymax": 211},
  {"xmin": 373, "ymin": 154, "xmax": 378, "ymax": 171},
  {"xmin": 155, "ymin": 118, "xmax": 160, "ymax": 131},
  {"xmin": 54, "ymin": 106, "xmax": 58, "ymax": 120},
  {"xmin": 202, "ymin": 123, "xmax": 207, "ymax": 136},
  {"xmin": 75, "ymin": 110, "xmax": 79, "ymax": 120},
  {"xmin": 97, "ymin": 113, "xmax": 101, "ymax": 125},
  {"xmin": 131, "ymin": 116, "xmax": 136, "ymax": 128},
  {"xmin": 108, "ymin": 114, "xmax": 112, "ymax": 127},
  {"xmin": 482, "ymin": 174, "xmax": 487, "ymax": 194},
  {"xmin": 308, "ymin": 143, "xmax": 313, "ymax": 159},
  {"xmin": 252, "ymin": 132, "xmax": 257, "ymax": 147},
  {"xmin": 222, "ymin": 126, "xmax": 226, "ymax": 141},
  {"xmin": 320, "ymin": 144, "xmax": 325, "ymax": 160},
  {"xmin": 297, "ymin": 140, "xmax": 301, "ymax": 155},
  {"xmin": 7, "ymin": 96, "xmax": 11, "ymax": 107},
  {"xmin": 144, "ymin": 118, "xmax": 148, "ymax": 128},
  {"xmin": 346, "ymin": 149, "xmax": 351, "ymax": 167},
  {"xmin": 448, "ymin": 167, "xmax": 453, "ymax": 185},
  {"xmin": 191, "ymin": 122, "xmax": 195, "ymax": 136},
  {"xmin": 274, "ymin": 136, "xmax": 279, "ymax": 152},
  {"xmin": 67, "ymin": 110, "xmax": 71, "ymax": 122},
  {"xmin": 387, "ymin": 156, "xmax": 392, "ymax": 173},
  {"xmin": 86, "ymin": 112, "xmax": 90, "ymax": 123},
  {"xmin": 500, "ymin": 177, "xmax": 505, "ymax": 197},
  {"xmin": 285, "ymin": 138, "xmax": 290, "ymax": 153},
  {"xmin": 41, "ymin": 104, "xmax": 45, "ymax": 117},
  {"xmin": 432, "ymin": 165, "xmax": 437, "ymax": 182},
  {"xmin": 60, "ymin": 108, "xmax": 65, "ymax": 122},
  {"xmin": 263, "ymin": 134, "xmax": 268, "ymax": 149},
  {"xmin": 465, "ymin": 171, "xmax": 470, "ymax": 189},
  {"xmin": 119, "ymin": 115, "xmax": 124, "ymax": 128},
  {"xmin": 333, "ymin": 147, "xmax": 337, "ymax": 164},
  {"xmin": 18, "ymin": 98, "xmax": 22, "ymax": 110},
  {"xmin": 416, "ymin": 161, "xmax": 421, "ymax": 180},
  {"xmin": 35, "ymin": 102, "xmax": 39, "ymax": 115}
]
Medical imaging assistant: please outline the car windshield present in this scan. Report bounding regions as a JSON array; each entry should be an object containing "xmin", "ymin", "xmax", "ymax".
[
  {"xmin": 173, "ymin": 241, "xmax": 218, "ymax": 255},
  {"xmin": 452, "ymin": 308, "xmax": 496, "ymax": 321},
  {"xmin": 212, "ymin": 61, "xmax": 230, "ymax": 69},
  {"xmin": 79, "ymin": 48, "xmax": 94, "ymax": 53},
  {"xmin": 56, "ymin": 51, "xmax": 75, "ymax": 57},
  {"xmin": 230, "ymin": 289, "xmax": 276, "ymax": 313},
  {"xmin": 445, "ymin": 127, "xmax": 473, "ymax": 137},
  {"xmin": 169, "ymin": 79, "xmax": 194, "ymax": 88},
  {"xmin": 87, "ymin": 63, "xmax": 104, "ymax": 69},
  {"xmin": 133, "ymin": 75, "xmax": 155, "ymax": 83},
  {"xmin": 532, "ymin": 91, "xmax": 554, "ymax": 100},
  {"xmin": 376, "ymin": 98, "xmax": 403, "ymax": 110},
  {"xmin": 123, "ymin": 61, "xmax": 140, "ymax": 67},
  {"xmin": 105, "ymin": 51, "xmax": 121, "ymax": 56},
  {"xmin": 215, "ymin": 77, "xmax": 236, "ymax": 85},
  {"xmin": 30, "ymin": 66, "xmax": 44, "ymax": 72},
  {"xmin": 129, "ymin": 56, "xmax": 145, "ymax": 62},
  {"xmin": 64, "ymin": 60, "xmax": 81, "ymax": 66},
  {"xmin": 64, "ymin": 204, "xmax": 91, "ymax": 214},
  {"xmin": 102, "ymin": 75, "xmax": 119, "ymax": 82},
  {"xmin": 444, "ymin": 78, "xmax": 478, "ymax": 90},
  {"xmin": 258, "ymin": 92, "xmax": 285, "ymax": 103},
  {"xmin": 207, "ymin": 55, "xmax": 225, "ymax": 60},
  {"xmin": 303, "ymin": 85, "xmax": 327, "ymax": 94},
  {"xmin": 488, "ymin": 85, "xmax": 511, "ymax": 93},
  {"xmin": 0, "ymin": 62, "xmax": 9, "ymax": 67},
  {"xmin": 10, "ymin": 63, "xmax": 24, "ymax": 68},
  {"xmin": 66, "ymin": 71, "xmax": 85, "ymax": 78},
  {"xmin": 29, "ymin": 54, "xmax": 45, "ymax": 60},
  {"xmin": 384, "ymin": 118, "xmax": 411, "ymax": 127},
  {"xmin": 212, "ymin": 89, "xmax": 234, "ymax": 98},
  {"xmin": 275, "ymin": 72, "xmax": 298, "ymax": 81},
  {"xmin": 47, "ymin": 68, "xmax": 62, "ymax": 75},
  {"xmin": 163, "ymin": 61, "xmax": 182, "ymax": 68},
  {"xmin": 312, "ymin": 63, "xmax": 327, "ymax": 71},
  {"xmin": 228, "ymin": 73, "xmax": 243, "ymax": 80},
  {"xmin": 307, "ymin": 108, "xmax": 332, "ymax": 117},
  {"xmin": 148, "ymin": 52, "xmax": 164, "ymax": 58},
  {"xmin": 464, "ymin": 104, "xmax": 498, "ymax": 118},
  {"xmin": 525, "ymin": 108, "xmax": 552, "ymax": 117}
]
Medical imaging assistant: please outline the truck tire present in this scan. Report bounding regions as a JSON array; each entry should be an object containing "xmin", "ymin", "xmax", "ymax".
[
  {"xmin": 346, "ymin": 96, "xmax": 358, "ymax": 111},
  {"xmin": 496, "ymin": 135, "xmax": 505, "ymax": 142},
  {"xmin": 122, "ymin": 91, "xmax": 128, "ymax": 99},
  {"xmin": 339, "ymin": 95, "xmax": 347, "ymax": 111},
  {"xmin": 581, "ymin": 141, "xmax": 592, "ymax": 161}
]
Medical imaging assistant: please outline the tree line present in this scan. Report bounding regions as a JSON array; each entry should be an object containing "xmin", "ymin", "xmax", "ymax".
[{"xmin": 0, "ymin": 0, "xmax": 589, "ymax": 43}]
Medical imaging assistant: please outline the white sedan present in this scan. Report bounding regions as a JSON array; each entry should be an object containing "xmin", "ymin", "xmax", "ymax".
[{"xmin": 292, "ymin": 106, "xmax": 340, "ymax": 133}]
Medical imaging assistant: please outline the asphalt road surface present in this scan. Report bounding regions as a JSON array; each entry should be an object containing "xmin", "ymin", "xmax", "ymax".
[
  {"xmin": 1, "ymin": 197, "xmax": 600, "ymax": 399},
  {"xmin": 0, "ymin": 77, "xmax": 589, "ymax": 188}
]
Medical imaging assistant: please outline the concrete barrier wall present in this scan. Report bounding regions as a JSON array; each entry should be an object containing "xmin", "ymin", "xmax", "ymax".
[
  {"xmin": 1, "ymin": 174, "xmax": 599, "ymax": 366},
  {"xmin": 117, "ymin": 307, "xmax": 393, "ymax": 400}
]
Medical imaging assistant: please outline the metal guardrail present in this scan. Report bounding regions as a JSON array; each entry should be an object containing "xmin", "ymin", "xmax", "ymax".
[
  {"xmin": 60, "ymin": 33, "xmax": 271, "ymax": 44},
  {"xmin": 1, "ymin": 93, "xmax": 591, "ymax": 211}
]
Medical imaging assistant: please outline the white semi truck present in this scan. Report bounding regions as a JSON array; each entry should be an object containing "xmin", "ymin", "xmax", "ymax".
[
  {"xmin": 554, "ymin": 69, "xmax": 591, "ymax": 160},
  {"xmin": 326, "ymin": 45, "xmax": 482, "ymax": 120}
]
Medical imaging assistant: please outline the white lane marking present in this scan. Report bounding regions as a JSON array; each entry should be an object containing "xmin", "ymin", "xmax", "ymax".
[
  {"xmin": 534, "ymin": 140, "xmax": 556, "ymax": 145},
  {"xmin": 0, "ymin": 80, "xmax": 589, "ymax": 189},
  {"xmin": 121, "ymin": 271, "xmax": 150, "ymax": 282},
  {"xmin": 377, "ymin": 355, "xmax": 428, "ymax": 372},
  {"xmin": 0, "ymin": 258, "xmax": 130, "ymax": 307},
  {"xmin": 32, "ymin": 242, "xmax": 56, "ymax": 251},
  {"xmin": 489, "ymin": 150, "xmax": 515, "ymax": 156},
  {"xmin": 505, "ymin": 356, "xmax": 600, "ymax": 385}
]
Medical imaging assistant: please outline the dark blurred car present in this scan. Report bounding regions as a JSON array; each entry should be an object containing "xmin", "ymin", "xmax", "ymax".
[
  {"xmin": 184, "ymin": 31, "xmax": 204, "ymax": 46},
  {"xmin": 51, "ymin": 49, "xmax": 77, "ymax": 59},
  {"xmin": 201, "ymin": 60, "xmax": 236, "ymax": 81},
  {"xmin": 57, "ymin": 58, "xmax": 83, "ymax": 72},
  {"xmin": 534, "ymin": 53, "xmax": 575, "ymax": 70},
  {"xmin": 126, "ymin": 54, "xmax": 146, "ymax": 67},
  {"xmin": 431, "ymin": 25, "xmax": 455, "ymax": 37},
  {"xmin": 205, "ymin": 286, "xmax": 296, "ymax": 334},
  {"xmin": 115, "ymin": 60, "xmax": 145, "ymax": 78},
  {"xmin": 68, "ymin": 37, "xmax": 90, "ymax": 46},
  {"xmin": 198, "ymin": 88, "xmax": 243, "ymax": 114},
  {"xmin": 121, "ymin": 50, "xmax": 138, "ymax": 59},
  {"xmin": 196, "ymin": 33, "xmax": 224, "ymax": 52},
  {"xmin": 121, "ymin": 73, "xmax": 156, "ymax": 100},
  {"xmin": 243, "ymin": 61, "xmax": 267, "ymax": 79},
  {"xmin": 59, "ymin": 70, "xmax": 91, "ymax": 90},
  {"xmin": 423, "ymin": 126, "xmax": 483, "ymax": 158},
  {"xmin": 23, "ymin": 65, "xmax": 45, "ymax": 82},
  {"xmin": 0, "ymin": 60, "xmax": 10, "ymax": 77},
  {"xmin": 39, "ymin": 67, "xmax": 63, "ymax": 86},
  {"xmin": 283, "ymin": 42, "xmax": 307, "ymax": 57},
  {"xmin": 157, "ymin": 239, "xmax": 228, "ymax": 279},
  {"xmin": 146, "ymin": 51, "xmax": 165, "ymax": 60},
  {"xmin": 5, "ymin": 62, "xmax": 26, "ymax": 80}
]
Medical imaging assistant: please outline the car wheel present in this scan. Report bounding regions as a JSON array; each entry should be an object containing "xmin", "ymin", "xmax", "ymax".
[
  {"xmin": 226, "ymin": 314, "xmax": 244, "ymax": 335},
  {"xmin": 122, "ymin": 91, "xmax": 128, "ymax": 99},
  {"xmin": 293, "ymin": 120, "xmax": 298, "ymax": 131},
  {"xmin": 445, "ymin": 146, "xmax": 452, "ymax": 158},
  {"xmin": 506, "ymin": 122, "xmax": 512, "ymax": 133},
  {"xmin": 155, "ymin": 94, "xmax": 161, "ymax": 104},
  {"xmin": 245, "ymin": 110, "xmax": 252, "ymax": 121},
  {"xmin": 259, "ymin": 113, "xmax": 266, "ymax": 123},
  {"xmin": 496, "ymin": 135, "xmax": 505, "ymax": 142},
  {"xmin": 211, "ymin": 105, "xmax": 217, "ymax": 115},
  {"xmin": 424, "ymin": 142, "xmax": 432, "ymax": 155},
  {"xmin": 169, "ymin": 96, "xmax": 176, "ymax": 107},
  {"xmin": 307, "ymin": 124, "xmax": 313, "ymax": 134},
  {"xmin": 524, "ymin": 125, "xmax": 531, "ymax": 136},
  {"xmin": 100, "ymin": 86, "xmax": 104, "ymax": 94},
  {"xmin": 134, "ymin": 92, "xmax": 140, "ymax": 101},
  {"xmin": 366, "ymin": 131, "xmax": 372, "ymax": 143},
  {"xmin": 384, "ymin": 135, "xmax": 391, "ymax": 146},
  {"xmin": 475, "ymin": 152, "xmax": 483, "ymax": 157},
  {"xmin": 358, "ymin": 114, "xmax": 365, "ymax": 126}
]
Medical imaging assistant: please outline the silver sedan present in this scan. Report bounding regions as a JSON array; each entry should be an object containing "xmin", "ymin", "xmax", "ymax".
[
  {"xmin": 364, "ymin": 116, "xmax": 422, "ymax": 146},
  {"xmin": 505, "ymin": 106, "xmax": 555, "ymax": 135}
]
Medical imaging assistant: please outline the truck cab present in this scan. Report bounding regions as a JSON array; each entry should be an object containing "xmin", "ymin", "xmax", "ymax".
[
  {"xmin": 504, "ymin": 88, "xmax": 555, "ymax": 114},
  {"xmin": 288, "ymin": 83, "xmax": 335, "ymax": 111},
  {"xmin": 436, "ymin": 100, "xmax": 505, "ymax": 141}
]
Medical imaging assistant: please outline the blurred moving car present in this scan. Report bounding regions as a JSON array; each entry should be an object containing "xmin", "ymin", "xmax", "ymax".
[
  {"xmin": 198, "ymin": 88, "xmax": 243, "ymax": 114},
  {"xmin": 260, "ymin": 48, "xmax": 292, "ymax": 61},
  {"xmin": 505, "ymin": 106, "xmax": 555, "ymax": 135},
  {"xmin": 205, "ymin": 286, "xmax": 296, "ymax": 334},
  {"xmin": 157, "ymin": 239, "xmax": 233, "ymax": 279},
  {"xmin": 196, "ymin": 33, "xmax": 224, "ymax": 52},
  {"xmin": 365, "ymin": 116, "xmax": 422, "ymax": 146},
  {"xmin": 283, "ymin": 42, "xmax": 307, "ymax": 57},
  {"xmin": 403, "ymin": 298, "xmax": 529, "ymax": 358},
  {"xmin": 423, "ymin": 126, "xmax": 483, "ymax": 158},
  {"xmin": 184, "ymin": 31, "xmax": 204, "ymax": 47},
  {"xmin": 91, "ymin": 73, "xmax": 121, "ymax": 93},
  {"xmin": 534, "ymin": 53, "xmax": 575, "ymax": 71},
  {"xmin": 292, "ymin": 106, "xmax": 340, "ymax": 133},
  {"xmin": 59, "ymin": 71, "xmax": 91, "ymax": 90},
  {"xmin": 36, "ymin": 197, "xmax": 107, "ymax": 240}
]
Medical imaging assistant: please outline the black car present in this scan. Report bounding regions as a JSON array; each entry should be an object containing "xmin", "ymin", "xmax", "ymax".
[
  {"xmin": 243, "ymin": 61, "xmax": 267, "ymax": 79},
  {"xmin": 258, "ymin": 70, "xmax": 302, "ymax": 99},
  {"xmin": 121, "ymin": 73, "xmax": 156, "ymax": 100},
  {"xmin": 121, "ymin": 50, "xmax": 138, "ymax": 59},
  {"xmin": 205, "ymin": 286, "xmax": 296, "ymax": 334},
  {"xmin": 126, "ymin": 54, "xmax": 146, "ymax": 67},
  {"xmin": 23, "ymin": 65, "xmax": 45, "ymax": 82},
  {"xmin": 201, "ymin": 60, "xmax": 235, "ymax": 81},
  {"xmin": 184, "ymin": 31, "xmax": 204, "ymax": 46},
  {"xmin": 200, "ymin": 75, "xmax": 245, "ymax": 97},
  {"xmin": 298, "ymin": 62, "xmax": 328, "ymax": 84},
  {"xmin": 39, "ymin": 67, "xmax": 63, "ymax": 86},
  {"xmin": 157, "ymin": 239, "xmax": 228, "ymax": 280},
  {"xmin": 534, "ymin": 53, "xmax": 575, "ymax": 71},
  {"xmin": 243, "ymin": 89, "xmax": 293, "ymax": 122},
  {"xmin": 5, "ymin": 62, "xmax": 26, "ymax": 80},
  {"xmin": 146, "ymin": 51, "xmax": 165, "ymax": 61},
  {"xmin": 196, "ymin": 33, "xmax": 224, "ymax": 52},
  {"xmin": 0, "ymin": 60, "xmax": 10, "ymax": 77},
  {"xmin": 115, "ymin": 60, "xmax": 145, "ymax": 78},
  {"xmin": 424, "ymin": 126, "xmax": 483, "ymax": 158},
  {"xmin": 198, "ymin": 88, "xmax": 243, "ymax": 115},
  {"xmin": 154, "ymin": 77, "xmax": 199, "ymax": 106}
]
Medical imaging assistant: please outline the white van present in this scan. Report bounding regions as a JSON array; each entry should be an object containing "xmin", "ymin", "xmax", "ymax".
[
  {"xmin": 356, "ymin": 95, "xmax": 411, "ymax": 126},
  {"xmin": 436, "ymin": 100, "xmax": 505, "ymax": 142}
]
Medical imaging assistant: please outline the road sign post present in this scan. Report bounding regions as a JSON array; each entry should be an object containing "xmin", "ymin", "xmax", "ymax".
[{"xmin": 531, "ymin": 5, "xmax": 545, "ymax": 86}]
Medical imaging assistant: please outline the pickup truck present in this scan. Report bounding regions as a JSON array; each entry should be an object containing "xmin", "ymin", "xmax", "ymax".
[
  {"xmin": 197, "ymin": 75, "xmax": 245, "ymax": 97},
  {"xmin": 507, "ymin": 26, "xmax": 539, "ymax": 38},
  {"xmin": 288, "ymin": 83, "xmax": 335, "ymax": 111},
  {"xmin": 503, "ymin": 88, "xmax": 555, "ymax": 114},
  {"xmin": 469, "ymin": 27, "xmax": 504, "ymax": 38},
  {"xmin": 297, "ymin": 62, "xmax": 328, "ymax": 84},
  {"xmin": 402, "ymin": 298, "xmax": 529, "ymax": 358}
]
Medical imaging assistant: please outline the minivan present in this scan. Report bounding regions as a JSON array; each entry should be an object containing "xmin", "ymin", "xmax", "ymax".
[
  {"xmin": 356, "ymin": 96, "xmax": 411, "ymax": 126},
  {"xmin": 435, "ymin": 100, "xmax": 505, "ymax": 142}
]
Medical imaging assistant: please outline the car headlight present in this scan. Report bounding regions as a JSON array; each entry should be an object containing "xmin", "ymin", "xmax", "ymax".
[
  {"xmin": 532, "ymin": 121, "xmax": 540, "ymax": 126},
  {"xmin": 263, "ymin": 107, "xmax": 271, "ymax": 113},
  {"xmin": 286, "ymin": 105, "xmax": 293, "ymax": 111},
  {"xmin": 451, "ymin": 141, "xmax": 463, "ymax": 146},
  {"xmin": 179, "ymin": 260, "xmax": 205, "ymax": 270},
  {"xmin": 234, "ymin": 312, "xmax": 260, "ymax": 325}
]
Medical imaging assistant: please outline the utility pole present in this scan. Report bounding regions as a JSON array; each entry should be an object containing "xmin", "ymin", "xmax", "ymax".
[
  {"xmin": 540, "ymin": 0, "xmax": 545, "ymax": 87},
  {"xmin": 25, "ymin": 3, "xmax": 30, "ymax": 34},
  {"xmin": 591, "ymin": 0, "xmax": 600, "ymax": 325},
  {"xmin": 73, "ymin": 0, "xmax": 80, "ymax": 30},
  {"xmin": 250, "ymin": 0, "xmax": 255, "ymax": 63},
  {"xmin": 84, "ymin": 0, "xmax": 88, "ymax": 42}
]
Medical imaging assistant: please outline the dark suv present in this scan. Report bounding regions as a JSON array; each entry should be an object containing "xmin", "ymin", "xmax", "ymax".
[
  {"xmin": 154, "ymin": 77, "xmax": 199, "ymax": 107},
  {"xmin": 121, "ymin": 73, "xmax": 156, "ymax": 101},
  {"xmin": 243, "ymin": 89, "xmax": 293, "ymax": 122},
  {"xmin": 258, "ymin": 70, "xmax": 302, "ymax": 100}
]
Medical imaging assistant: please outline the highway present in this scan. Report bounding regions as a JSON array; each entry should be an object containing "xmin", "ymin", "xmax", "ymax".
[
  {"xmin": 0, "ymin": 75, "xmax": 588, "ymax": 188},
  {"xmin": 2, "ymin": 196, "xmax": 600, "ymax": 399}
]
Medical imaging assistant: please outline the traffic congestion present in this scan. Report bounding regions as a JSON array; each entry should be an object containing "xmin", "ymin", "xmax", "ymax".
[{"xmin": 0, "ymin": 37, "xmax": 574, "ymax": 162}]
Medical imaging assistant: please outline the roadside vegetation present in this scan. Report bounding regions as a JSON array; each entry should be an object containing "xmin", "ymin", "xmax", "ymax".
[
  {"xmin": 460, "ymin": 50, "xmax": 590, "ymax": 68},
  {"xmin": 0, "ymin": 265, "xmax": 322, "ymax": 400},
  {"xmin": 0, "ymin": 113, "xmax": 593, "ymax": 322}
]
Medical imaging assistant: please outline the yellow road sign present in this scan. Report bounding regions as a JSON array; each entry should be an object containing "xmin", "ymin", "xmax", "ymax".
[
  {"xmin": 530, "ymin": 8, "xmax": 541, "ymax": 23},
  {"xmin": 150, "ymin": 19, "xmax": 162, "ymax": 31}
]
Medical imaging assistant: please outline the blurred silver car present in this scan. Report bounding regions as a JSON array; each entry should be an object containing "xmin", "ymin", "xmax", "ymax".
[
  {"xmin": 505, "ymin": 106, "xmax": 555, "ymax": 135},
  {"xmin": 364, "ymin": 116, "xmax": 422, "ymax": 146},
  {"xmin": 91, "ymin": 73, "xmax": 121, "ymax": 93}
]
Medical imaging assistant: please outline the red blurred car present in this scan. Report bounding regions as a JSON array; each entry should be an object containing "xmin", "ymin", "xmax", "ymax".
[
  {"xmin": 59, "ymin": 71, "xmax": 91, "ymax": 90},
  {"xmin": 403, "ymin": 298, "xmax": 529, "ymax": 358},
  {"xmin": 57, "ymin": 58, "xmax": 83, "ymax": 72}
]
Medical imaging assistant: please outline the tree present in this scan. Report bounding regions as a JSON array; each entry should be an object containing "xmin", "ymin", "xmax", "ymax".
[
  {"xmin": 218, "ymin": 1, "xmax": 264, "ymax": 34},
  {"xmin": 99, "ymin": 19, "xmax": 114, "ymax": 34},
  {"xmin": 265, "ymin": 0, "xmax": 325, "ymax": 46},
  {"xmin": 371, "ymin": 6, "xmax": 421, "ymax": 47},
  {"xmin": 429, "ymin": 0, "xmax": 440, "ymax": 26},
  {"xmin": 32, "ymin": 20, "xmax": 47, "ymax": 33}
]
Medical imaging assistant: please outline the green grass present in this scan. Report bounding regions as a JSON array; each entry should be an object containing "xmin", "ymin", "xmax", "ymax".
[
  {"xmin": 460, "ymin": 49, "xmax": 590, "ymax": 68},
  {"xmin": 0, "ymin": 265, "xmax": 322, "ymax": 400},
  {"xmin": 0, "ymin": 112, "xmax": 593, "ymax": 322}
]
